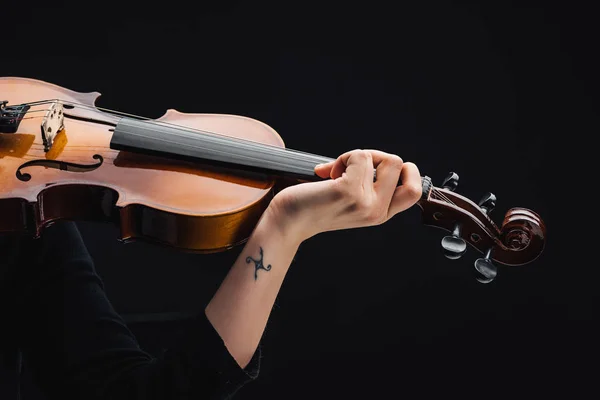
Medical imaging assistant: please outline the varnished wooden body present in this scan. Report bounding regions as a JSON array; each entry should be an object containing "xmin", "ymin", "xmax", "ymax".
[{"xmin": 0, "ymin": 77, "xmax": 283, "ymax": 252}]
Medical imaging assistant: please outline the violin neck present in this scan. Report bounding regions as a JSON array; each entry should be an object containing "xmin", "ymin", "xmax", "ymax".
[{"xmin": 110, "ymin": 118, "xmax": 334, "ymax": 181}]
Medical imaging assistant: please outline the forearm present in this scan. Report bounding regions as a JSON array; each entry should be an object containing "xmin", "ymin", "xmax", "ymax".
[{"xmin": 205, "ymin": 205, "xmax": 302, "ymax": 369}]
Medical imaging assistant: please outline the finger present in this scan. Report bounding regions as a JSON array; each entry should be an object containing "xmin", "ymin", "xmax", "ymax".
[
  {"xmin": 329, "ymin": 151, "xmax": 353, "ymax": 179},
  {"xmin": 364, "ymin": 149, "xmax": 402, "ymax": 168},
  {"xmin": 387, "ymin": 162, "xmax": 422, "ymax": 217},
  {"xmin": 331, "ymin": 150, "xmax": 374, "ymax": 190},
  {"xmin": 314, "ymin": 160, "xmax": 336, "ymax": 179},
  {"xmin": 365, "ymin": 150, "xmax": 404, "ymax": 202}
]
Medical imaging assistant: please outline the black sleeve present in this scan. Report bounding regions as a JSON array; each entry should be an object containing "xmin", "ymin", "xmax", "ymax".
[{"xmin": 12, "ymin": 221, "xmax": 260, "ymax": 400}]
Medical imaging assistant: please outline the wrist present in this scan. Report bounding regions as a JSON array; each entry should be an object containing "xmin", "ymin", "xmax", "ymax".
[{"xmin": 262, "ymin": 201, "xmax": 310, "ymax": 247}]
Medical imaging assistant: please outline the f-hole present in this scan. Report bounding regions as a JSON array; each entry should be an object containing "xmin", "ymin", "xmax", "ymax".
[{"xmin": 16, "ymin": 154, "xmax": 104, "ymax": 181}]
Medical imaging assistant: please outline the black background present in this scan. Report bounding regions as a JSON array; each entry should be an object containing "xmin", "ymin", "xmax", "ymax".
[{"xmin": 2, "ymin": 0, "xmax": 595, "ymax": 398}]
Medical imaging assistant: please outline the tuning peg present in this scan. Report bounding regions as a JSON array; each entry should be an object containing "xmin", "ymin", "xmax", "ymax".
[
  {"xmin": 441, "ymin": 223, "xmax": 467, "ymax": 259},
  {"xmin": 478, "ymin": 192, "xmax": 496, "ymax": 214},
  {"xmin": 474, "ymin": 248, "xmax": 497, "ymax": 284},
  {"xmin": 441, "ymin": 172, "xmax": 459, "ymax": 191}
]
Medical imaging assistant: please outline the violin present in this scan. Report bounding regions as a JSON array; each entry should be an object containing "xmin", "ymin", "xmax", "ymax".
[{"xmin": 0, "ymin": 77, "xmax": 545, "ymax": 283}]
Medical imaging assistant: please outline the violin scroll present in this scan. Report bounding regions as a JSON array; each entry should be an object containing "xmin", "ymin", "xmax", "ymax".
[{"xmin": 417, "ymin": 173, "xmax": 546, "ymax": 283}]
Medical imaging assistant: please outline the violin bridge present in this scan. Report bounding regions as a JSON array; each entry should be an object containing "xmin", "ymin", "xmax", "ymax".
[{"xmin": 41, "ymin": 101, "xmax": 65, "ymax": 152}]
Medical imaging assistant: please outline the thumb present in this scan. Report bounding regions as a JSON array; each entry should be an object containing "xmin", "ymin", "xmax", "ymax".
[{"xmin": 314, "ymin": 161, "xmax": 336, "ymax": 179}]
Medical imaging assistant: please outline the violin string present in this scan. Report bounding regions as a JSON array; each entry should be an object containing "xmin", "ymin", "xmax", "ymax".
[
  {"xmin": 8, "ymin": 108, "xmax": 54, "ymax": 122},
  {"xmin": 15, "ymin": 99, "xmax": 334, "ymax": 166},
  {"xmin": 14, "ymin": 101, "xmax": 444, "ymax": 185},
  {"xmin": 428, "ymin": 187, "xmax": 446, "ymax": 201},
  {"xmin": 10, "ymin": 102, "xmax": 338, "ymax": 179},
  {"xmin": 12, "ymin": 99, "xmax": 450, "ymax": 196},
  {"xmin": 431, "ymin": 189, "xmax": 457, "ymax": 207},
  {"xmin": 8, "ymin": 101, "xmax": 396, "ymax": 171},
  {"xmin": 113, "ymin": 127, "xmax": 331, "ymax": 172},
  {"xmin": 431, "ymin": 189, "xmax": 453, "ymax": 204},
  {"xmin": 13, "ymin": 109, "xmax": 49, "ymax": 114}
]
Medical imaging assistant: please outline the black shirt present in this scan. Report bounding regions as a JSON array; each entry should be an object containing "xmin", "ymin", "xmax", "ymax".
[{"xmin": 0, "ymin": 221, "xmax": 260, "ymax": 399}]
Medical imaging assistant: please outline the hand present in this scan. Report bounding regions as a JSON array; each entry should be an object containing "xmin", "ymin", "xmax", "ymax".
[{"xmin": 268, "ymin": 149, "xmax": 422, "ymax": 242}]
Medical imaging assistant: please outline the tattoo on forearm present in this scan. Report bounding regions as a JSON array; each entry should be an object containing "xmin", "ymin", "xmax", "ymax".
[{"xmin": 246, "ymin": 247, "xmax": 272, "ymax": 280}]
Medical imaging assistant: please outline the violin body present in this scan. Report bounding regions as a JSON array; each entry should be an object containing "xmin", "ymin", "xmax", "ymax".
[
  {"xmin": 0, "ymin": 77, "xmax": 282, "ymax": 252},
  {"xmin": 1, "ymin": 77, "xmax": 546, "ymax": 281}
]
